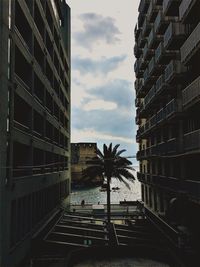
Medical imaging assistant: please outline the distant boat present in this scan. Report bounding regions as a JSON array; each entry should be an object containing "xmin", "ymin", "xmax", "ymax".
[
  {"xmin": 112, "ymin": 187, "xmax": 120, "ymax": 191},
  {"xmin": 99, "ymin": 182, "xmax": 107, "ymax": 192},
  {"xmin": 99, "ymin": 188, "xmax": 107, "ymax": 192}
]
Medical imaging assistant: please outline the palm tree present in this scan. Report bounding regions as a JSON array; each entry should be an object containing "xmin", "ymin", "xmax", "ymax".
[{"xmin": 83, "ymin": 143, "xmax": 135, "ymax": 224}]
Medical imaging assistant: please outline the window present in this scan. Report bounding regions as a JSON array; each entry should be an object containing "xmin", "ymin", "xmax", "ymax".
[
  {"xmin": 15, "ymin": 46, "xmax": 32, "ymax": 89},
  {"xmin": 13, "ymin": 142, "xmax": 31, "ymax": 177},
  {"xmin": 14, "ymin": 93, "xmax": 31, "ymax": 130},
  {"xmin": 15, "ymin": 1, "xmax": 32, "ymax": 51}
]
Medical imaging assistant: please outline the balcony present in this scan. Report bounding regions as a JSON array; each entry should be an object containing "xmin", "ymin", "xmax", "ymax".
[
  {"xmin": 182, "ymin": 75, "xmax": 200, "ymax": 107},
  {"xmin": 154, "ymin": 10, "xmax": 174, "ymax": 34},
  {"xmin": 143, "ymin": 68, "xmax": 149, "ymax": 84},
  {"xmin": 157, "ymin": 108, "xmax": 165, "ymax": 123},
  {"xmin": 148, "ymin": 27, "xmax": 162, "ymax": 49},
  {"xmin": 155, "ymin": 74, "xmax": 166, "ymax": 94},
  {"xmin": 181, "ymin": 22, "xmax": 200, "ymax": 64},
  {"xmin": 142, "ymin": 16, "xmax": 152, "ymax": 37},
  {"xmin": 143, "ymin": 67, "xmax": 157, "ymax": 88},
  {"xmin": 179, "ymin": 0, "xmax": 198, "ymax": 22},
  {"xmin": 184, "ymin": 180, "xmax": 200, "ymax": 200},
  {"xmin": 138, "ymin": 12, "xmax": 145, "ymax": 28},
  {"xmin": 149, "ymin": 114, "xmax": 157, "ymax": 128},
  {"xmin": 155, "ymin": 42, "xmax": 177, "ymax": 64},
  {"xmin": 184, "ymin": 129, "xmax": 200, "ymax": 152},
  {"xmin": 138, "ymin": 32, "xmax": 147, "ymax": 48},
  {"xmin": 138, "ymin": 0, "xmax": 150, "ymax": 14},
  {"xmin": 136, "ymin": 150, "xmax": 147, "ymax": 160},
  {"xmin": 134, "ymin": 43, "xmax": 142, "ymax": 58},
  {"xmin": 138, "ymin": 55, "xmax": 148, "ymax": 70},
  {"xmin": 148, "ymin": 57, "xmax": 155, "ymax": 75},
  {"xmin": 135, "ymin": 98, "xmax": 140, "ymax": 107},
  {"xmin": 134, "ymin": 25, "xmax": 142, "ymax": 40},
  {"xmin": 164, "ymin": 22, "xmax": 185, "ymax": 50},
  {"xmin": 163, "ymin": 0, "xmax": 181, "ymax": 16},
  {"xmin": 165, "ymin": 60, "xmax": 186, "ymax": 84},
  {"xmin": 137, "ymin": 172, "xmax": 146, "ymax": 183},
  {"xmin": 134, "ymin": 60, "xmax": 144, "ymax": 78},
  {"xmin": 136, "ymin": 78, "xmax": 145, "ymax": 97},
  {"xmin": 165, "ymin": 98, "xmax": 177, "ymax": 118},
  {"xmin": 147, "ymin": 0, "xmax": 162, "ymax": 22},
  {"xmin": 144, "ymin": 85, "xmax": 156, "ymax": 107},
  {"xmin": 143, "ymin": 43, "xmax": 154, "ymax": 61},
  {"xmin": 150, "ymin": 138, "xmax": 178, "ymax": 156},
  {"xmin": 166, "ymin": 138, "xmax": 178, "ymax": 154},
  {"xmin": 151, "ymin": 175, "xmax": 179, "ymax": 191}
]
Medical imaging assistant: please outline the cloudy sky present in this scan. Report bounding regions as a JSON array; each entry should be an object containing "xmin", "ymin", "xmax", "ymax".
[{"xmin": 66, "ymin": 0, "xmax": 140, "ymax": 165}]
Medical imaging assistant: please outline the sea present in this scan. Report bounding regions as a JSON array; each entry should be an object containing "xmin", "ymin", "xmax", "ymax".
[{"xmin": 70, "ymin": 167, "xmax": 141, "ymax": 205}]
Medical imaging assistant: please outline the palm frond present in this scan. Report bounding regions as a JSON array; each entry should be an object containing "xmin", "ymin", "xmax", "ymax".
[
  {"xmin": 111, "ymin": 144, "xmax": 120, "ymax": 156},
  {"xmin": 115, "ymin": 174, "xmax": 131, "ymax": 189},
  {"xmin": 108, "ymin": 143, "xmax": 112, "ymax": 153},
  {"xmin": 116, "ymin": 149, "xmax": 126, "ymax": 157},
  {"xmin": 103, "ymin": 144, "xmax": 108, "ymax": 157},
  {"xmin": 117, "ymin": 168, "xmax": 135, "ymax": 181},
  {"xmin": 96, "ymin": 148, "xmax": 104, "ymax": 159}
]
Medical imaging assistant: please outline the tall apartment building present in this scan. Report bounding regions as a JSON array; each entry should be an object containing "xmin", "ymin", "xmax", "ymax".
[
  {"xmin": 0, "ymin": 0, "xmax": 71, "ymax": 266},
  {"xmin": 135, "ymin": 0, "xmax": 200, "ymax": 259}
]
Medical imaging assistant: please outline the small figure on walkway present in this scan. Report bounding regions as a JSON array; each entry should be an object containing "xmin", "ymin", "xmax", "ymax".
[
  {"xmin": 73, "ymin": 208, "xmax": 76, "ymax": 213},
  {"xmin": 98, "ymin": 201, "xmax": 100, "ymax": 205},
  {"xmin": 81, "ymin": 199, "xmax": 85, "ymax": 207},
  {"xmin": 126, "ymin": 206, "xmax": 129, "ymax": 214}
]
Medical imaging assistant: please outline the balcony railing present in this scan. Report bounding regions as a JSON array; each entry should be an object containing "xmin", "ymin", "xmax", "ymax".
[
  {"xmin": 148, "ymin": 28, "xmax": 154, "ymax": 48},
  {"xmin": 148, "ymin": 57, "xmax": 155, "ymax": 75},
  {"xmin": 134, "ymin": 60, "xmax": 139, "ymax": 73},
  {"xmin": 143, "ymin": 68, "xmax": 149, "ymax": 83},
  {"xmin": 165, "ymin": 60, "xmax": 185, "ymax": 83},
  {"xmin": 164, "ymin": 22, "xmax": 185, "ymax": 49},
  {"xmin": 144, "ymin": 85, "xmax": 155, "ymax": 106},
  {"xmin": 181, "ymin": 22, "xmax": 200, "ymax": 63},
  {"xmin": 137, "ymin": 172, "xmax": 146, "ymax": 183},
  {"xmin": 163, "ymin": 0, "xmax": 171, "ymax": 14},
  {"xmin": 135, "ymin": 98, "xmax": 140, "ymax": 107},
  {"xmin": 152, "ymin": 175, "xmax": 180, "ymax": 191},
  {"xmin": 179, "ymin": 0, "xmax": 196, "ymax": 22},
  {"xmin": 149, "ymin": 114, "xmax": 157, "ymax": 128},
  {"xmin": 182, "ymin": 75, "xmax": 200, "ymax": 106},
  {"xmin": 155, "ymin": 42, "xmax": 162, "ymax": 63},
  {"xmin": 166, "ymin": 138, "xmax": 178, "ymax": 153},
  {"xmin": 163, "ymin": 0, "xmax": 182, "ymax": 15},
  {"xmin": 157, "ymin": 107, "xmax": 165, "ymax": 123},
  {"xmin": 184, "ymin": 180, "xmax": 200, "ymax": 200},
  {"xmin": 155, "ymin": 74, "xmax": 165, "ymax": 93},
  {"xmin": 142, "ymin": 16, "xmax": 152, "ymax": 37},
  {"xmin": 147, "ymin": 0, "xmax": 162, "ymax": 22},
  {"xmin": 139, "ymin": 0, "xmax": 150, "ymax": 14},
  {"xmin": 138, "ymin": 32, "xmax": 146, "ymax": 48},
  {"xmin": 184, "ymin": 129, "xmax": 200, "ymax": 152},
  {"xmin": 149, "ymin": 138, "xmax": 178, "ymax": 156},
  {"xmin": 165, "ymin": 98, "xmax": 177, "ymax": 117},
  {"xmin": 136, "ymin": 150, "xmax": 147, "ymax": 160}
]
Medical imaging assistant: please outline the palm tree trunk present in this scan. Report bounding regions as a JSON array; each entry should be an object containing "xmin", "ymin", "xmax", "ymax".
[{"xmin": 107, "ymin": 176, "xmax": 111, "ymax": 224}]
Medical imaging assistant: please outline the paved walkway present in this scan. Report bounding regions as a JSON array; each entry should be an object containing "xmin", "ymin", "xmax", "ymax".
[{"xmin": 74, "ymin": 258, "xmax": 170, "ymax": 267}]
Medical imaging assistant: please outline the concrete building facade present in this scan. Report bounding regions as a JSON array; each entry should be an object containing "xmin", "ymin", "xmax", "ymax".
[
  {"xmin": 0, "ymin": 0, "xmax": 71, "ymax": 266},
  {"xmin": 135, "ymin": 0, "xmax": 200, "ymax": 259}
]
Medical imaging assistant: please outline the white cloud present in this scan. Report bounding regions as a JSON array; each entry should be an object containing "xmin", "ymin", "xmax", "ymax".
[
  {"xmin": 65, "ymin": 0, "xmax": 140, "ymax": 158},
  {"xmin": 82, "ymin": 99, "xmax": 117, "ymax": 111},
  {"xmin": 72, "ymin": 128, "xmax": 134, "ymax": 144}
]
